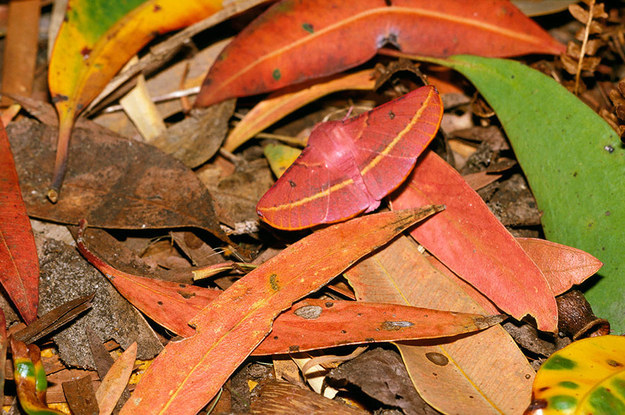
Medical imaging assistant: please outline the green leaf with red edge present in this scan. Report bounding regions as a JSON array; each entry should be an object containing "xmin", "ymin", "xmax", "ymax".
[
  {"xmin": 75, "ymin": 229, "xmax": 500, "ymax": 352},
  {"xmin": 256, "ymin": 86, "xmax": 443, "ymax": 230},
  {"xmin": 196, "ymin": 0, "xmax": 564, "ymax": 107},
  {"xmin": 10, "ymin": 338, "xmax": 65, "ymax": 415},
  {"xmin": 391, "ymin": 150, "xmax": 558, "ymax": 332},
  {"xmin": 0, "ymin": 121, "xmax": 38, "ymax": 323},
  {"xmin": 119, "ymin": 206, "xmax": 442, "ymax": 414}
]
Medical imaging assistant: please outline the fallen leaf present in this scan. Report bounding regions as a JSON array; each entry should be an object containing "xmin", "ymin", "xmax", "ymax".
[
  {"xmin": 224, "ymin": 70, "xmax": 376, "ymax": 152},
  {"xmin": 10, "ymin": 338, "xmax": 66, "ymax": 415},
  {"xmin": 517, "ymin": 238, "xmax": 603, "ymax": 296},
  {"xmin": 527, "ymin": 335, "xmax": 625, "ymax": 414},
  {"xmin": 391, "ymin": 150, "xmax": 557, "ymax": 331},
  {"xmin": 7, "ymin": 107, "xmax": 230, "ymax": 245},
  {"xmin": 512, "ymin": 0, "xmax": 577, "ymax": 16},
  {"xmin": 196, "ymin": 0, "xmax": 564, "ymax": 107},
  {"xmin": 47, "ymin": 0, "xmax": 225, "ymax": 199},
  {"xmin": 257, "ymin": 86, "xmax": 443, "ymax": 230},
  {"xmin": 96, "ymin": 342, "xmax": 137, "ymax": 415},
  {"xmin": 121, "ymin": 206, "xmax": 442, "ymax": 414},
  {"xmin": 62, "ymin": 376, "xmax": 100, "ymax": 415},
  {"xmin": 345, "ymin": 235, "xmax": 535, "ymax": 414},
  {"xmin": 0, "ymin": 120, "xmax": 39, "ymax": 323}
]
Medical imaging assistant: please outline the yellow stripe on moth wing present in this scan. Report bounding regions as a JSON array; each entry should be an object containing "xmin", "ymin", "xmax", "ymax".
[
  {"xmin": 259, "ymin": 178, "xmax": 355, "ymax": 212},
  {"xmin": 360, "ymin": 89, "xmax": 438, "ymax": 176}
]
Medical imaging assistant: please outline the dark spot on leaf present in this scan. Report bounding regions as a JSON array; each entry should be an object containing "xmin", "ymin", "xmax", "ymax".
[
  {"xmin": 341, "ymin": 330, "xmax": 347, "ymax": 334},
  {"xmin": 539, "ymin": 387, "xmax": 550, "ymax": 392},
  {"xmin": 573, "ymin": 171, "xmax": 578, "ymax": 177},
  {"xmin": 179, "ymin": 284, "xmax": 187, "ymax": 288},
  {"xmin": 525, "ymin": 374, "xmax": 532, "ymax": 379},
  {"xmin": 389, "ymin": 110, "xmax": 395, "ymax": 120},
  {"xmin": 177, "ymin": 290, "xmax": 194, "ymax": 299},
  {"xmin": 289, "ymin": 345, "xmax": 300, "ymax": 352},
  {"xmin": 607, "ymin": 359, "xmax": 623, "ymax": 367},
  {"xmin": 80, "ymin": 46, "xmax": 92, "ymax": 59},
  {"xmin": 294, "ymin": 305, "xmax": 322, "ymax": 319},
  {"xmin": 157, "ymin": 301, "xmax": 163, "ymax": 306},
  {"xmin": 385, "ymin": 0, "xmax": 392, "ymax": 5},
  {"xmin": 605, "ymin": 145, "xmax": 615, "ymax": 153},
  {"xmin": 425, "ymin": 352, "xmax": 449, "ymax": 366},
  {"xmin": 273, "ymin": 336, "xmax": 278, "ymax": 340},
  {"xmin": 302, "ymin": 23, "xmax": 314, "ymax": 33},
  {"xmin": 365, "ymin": 338, "xmax": 375, "ymax": 342},
  {"xmin": 272, "ymin": 69, "xmax": 281, "ymax": 81},
  {"xmin": 51, "ymin": 94, "xmax": 69, "ymax": 103},
  {"xmin": 325, "ymin": 301, "xmax": 334, "ymax": 308},
  {"xmin": 289, "ymin": 180, "xmax": 297, "ymax": 188},
  {"xmin": 153, "ymin": 4, "xmax": 161, "ymax": 11},
  {"xmin": 511, "ymin": 75, "xmax": 515, "ymax": 79},
  {"xmin": 526, "ymin": 399, "xmax": 548, "ymax": 411},
  {"xmin": 606, "ymin": 210, "xmax": 611, "ymax": 216}
]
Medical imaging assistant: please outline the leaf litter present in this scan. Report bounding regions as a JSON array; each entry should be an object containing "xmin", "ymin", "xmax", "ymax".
[{"xmin": 0, "ymin": 0, "xmax": 622, "ymax": 414}]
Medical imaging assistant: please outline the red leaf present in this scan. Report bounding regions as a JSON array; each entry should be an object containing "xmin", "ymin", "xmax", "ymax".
[
  {"xmin": 196, "ymin": 0, "xmax": 564, "ymax": 107},
  {"xmin": 391, "ymin": 150, "xmax": 558, "ymax": 331},
  {"xmin": 120, "ymin": 207, "xmax": 441, "ymax": 414},
  {"xmin": 0, "ymin": 121, "xmax": 38, "ymax": 323},
  {"xmin": 256, "ymin": 86, "xmax": 442, "ymax": 230}
]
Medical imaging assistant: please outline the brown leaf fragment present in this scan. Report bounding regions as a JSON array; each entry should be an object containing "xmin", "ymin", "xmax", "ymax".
[
  {"xmin": 86, "ymin": 327, "xmax": 114, "ymax": 381},
  {"xmin": 150, "ymin": 99, "xmax": 236, "ymax": 168},
  {"xmin": 7, "ymin": 108, "xmax": 230, "ymax": 244},
  {"xmin": 62, "ymin": 376, "xmax": 99, "ymax": 415},
  {"xmin": 96, "ymin": 342, "xmax": 137, "ymax": 415},
  {"xmin": 38, "ymin": 239, "xmax": 161, "ymax": 368},
  {"xmin": 13, "ymin": 293, "xmax": 94, "ymax": 344},
  {"xmin": 250, "ymin": 380, "xmax": 367, "ymax": 415},
  {"xmin": 327, "ymin": 348, "xmax": 439, "ymax": 415}
]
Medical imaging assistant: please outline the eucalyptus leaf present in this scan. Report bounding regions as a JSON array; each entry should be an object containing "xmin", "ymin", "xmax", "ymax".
[{"xmin": 420, "ymin": 55, "xmax": 625, "ymax": 333}]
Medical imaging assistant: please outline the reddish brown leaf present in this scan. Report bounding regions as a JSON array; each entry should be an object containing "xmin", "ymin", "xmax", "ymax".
[
  {"xmin": 391, "ymin": 150, "xmax": 558, "ymax": 331},
  {"xmin": 0, "ymin": 120, "xmax": 38, "ymax": 323},
  {"xmin": 120, "ymin": 206, "xmax": 442, "ymax": 414},
  {"xmin": 516, "ymin": 237, "xmax": 602, "ymax": 295},
  {"xmin": 196, "ymin": 0, "xmax": 564, "ymax": 107},
  {"xmin": 257, "ymin": 86, "xmax": 443, "ymax": 230}
]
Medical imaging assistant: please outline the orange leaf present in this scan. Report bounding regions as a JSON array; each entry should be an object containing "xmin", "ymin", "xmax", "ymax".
[
  {"xmin": 119, "ymin": 206, "xmax": 441, "ymax": 414},
  {"xmin": 0, "ymin": 120, "xmax": 38, "ymax": 323},
  {"xmin": 391, "ymin": 150, "xmax": 558, "ymax": 331}
]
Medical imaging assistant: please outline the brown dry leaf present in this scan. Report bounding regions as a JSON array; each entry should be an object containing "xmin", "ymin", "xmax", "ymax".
[
  {"xmin": 7, "ymin": 101, "xmax": 230, "ymax": 244},
  {"xmin": 345, "ymin": 236, "xmax": 534, "ymax": 414},
  {"xmin": 150, "ymin": 99, "xmax": 236, "ymax": 168}
]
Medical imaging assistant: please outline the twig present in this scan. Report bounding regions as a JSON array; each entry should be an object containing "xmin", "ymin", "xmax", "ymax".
[{"xmin": 575, "ymin": 0, "xmax": 596, "ymax": 95}]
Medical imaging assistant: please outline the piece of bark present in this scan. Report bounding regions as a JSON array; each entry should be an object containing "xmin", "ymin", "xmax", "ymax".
[
  {"xmin": 556, "ymin": 290, "xmax": 610, "ymax": 339},
  {"xmin": 62, "ymin": 376, "xmax": 99, "ymax": 415},
  {"xmin": 250, "ymin": 380, "xmax": 367, "ymax": 415},
  {"xmin": 86, "ymin": 327, "xmax": 114, "ymax": 380},
  {"xmin": 327, "ymin": 348, "xmax": 439, "ymax": 415},
  {"xmin": 38, "ymin": 239, "xmax": 162, "ymax": 368}
]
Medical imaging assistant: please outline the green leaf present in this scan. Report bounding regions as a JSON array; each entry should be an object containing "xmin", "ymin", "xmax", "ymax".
[
  {"xmin": 528, "ymin": 335, "xmax": 625, "ymax": 414},
  {"xmin": 414, "ymin": 54, "xmax": 624, "ymax": 333}
]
